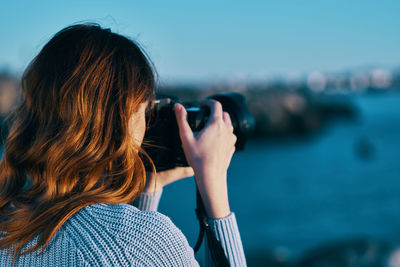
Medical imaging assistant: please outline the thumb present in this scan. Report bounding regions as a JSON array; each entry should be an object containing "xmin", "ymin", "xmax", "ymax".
[{"xmin": 174, "ymin": 103, "xmax": 194, "ymax": 144}]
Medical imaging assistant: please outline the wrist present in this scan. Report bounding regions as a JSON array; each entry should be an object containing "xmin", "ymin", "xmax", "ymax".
[
  {"xmin": 195, "ymin": 172, "xmax": 231, "ymax": 219},
  {"xmin": 194, "ymin": 167, "xmax": 227, "ymax": 181},
  {"xmin": 202, "ymin": 194, "xmax": 231, "ymax": 219}
]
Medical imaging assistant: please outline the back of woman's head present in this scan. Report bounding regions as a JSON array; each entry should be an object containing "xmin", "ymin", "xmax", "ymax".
[{"xmin": 0, "ymin": 24, "xmax": 155, "ymax": 258}]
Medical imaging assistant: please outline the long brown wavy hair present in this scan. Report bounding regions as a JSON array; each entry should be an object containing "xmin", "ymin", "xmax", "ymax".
[{"xmin": 0, "ymin": 24, "xmax": 155, "ymax": 259}]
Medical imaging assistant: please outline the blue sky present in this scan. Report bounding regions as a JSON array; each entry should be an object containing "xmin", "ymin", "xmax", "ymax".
[{"xmin": 0, "ymin": 0, "xmax": 399, "ymax": 84}]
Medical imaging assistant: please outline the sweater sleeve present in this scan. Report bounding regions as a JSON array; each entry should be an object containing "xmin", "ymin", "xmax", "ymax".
[
  {"xmin": 131, "ymin": 191, "xmax": 247, "ymax": 266},
  {"xmin": 205, "ymin": 212, "xmax": 247, "ymax": 267},
  {"xmin": 131, "ymin": 189, "xmax": 162, "ymax": 211}
]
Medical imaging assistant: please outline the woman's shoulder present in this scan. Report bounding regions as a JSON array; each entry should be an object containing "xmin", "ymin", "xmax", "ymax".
[
  {"xmin": 88, "ymin": 203, "xmax": 176, "ymax": 229},
  {"xmin": 61, "ymin": 203, "xmax": 197, "ymax": 266}
]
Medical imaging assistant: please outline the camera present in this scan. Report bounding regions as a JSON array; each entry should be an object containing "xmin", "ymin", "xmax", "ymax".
[{"xmin": 143, "ymin": 92, "xmax": 255, "ymax": 171}]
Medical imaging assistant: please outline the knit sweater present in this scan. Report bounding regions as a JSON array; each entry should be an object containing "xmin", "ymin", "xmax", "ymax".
[{"xmin": 0, "ymin": 190, "xmax": 246, "ymax": 266}]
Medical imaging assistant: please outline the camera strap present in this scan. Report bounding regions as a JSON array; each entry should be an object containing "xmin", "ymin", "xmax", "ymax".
[{"xmin": 194, "ymin": 188, "xmax": 230, "ymax": 267}]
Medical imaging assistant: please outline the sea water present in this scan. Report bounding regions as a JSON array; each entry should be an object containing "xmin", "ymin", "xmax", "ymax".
[{"xmin": 159, "ymin": 92, "xmax": 400, "ymax": 262}]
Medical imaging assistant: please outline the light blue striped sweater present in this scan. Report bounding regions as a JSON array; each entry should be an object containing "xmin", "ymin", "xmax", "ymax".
[{"xmin": 0, "ymin": 190, "xmax": 246, "ymax": 266}]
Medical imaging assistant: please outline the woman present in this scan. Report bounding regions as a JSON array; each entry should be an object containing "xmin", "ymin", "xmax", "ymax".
[{"xmin": 0, "ymin": 24, "xmax": 246, "ymax": 266}]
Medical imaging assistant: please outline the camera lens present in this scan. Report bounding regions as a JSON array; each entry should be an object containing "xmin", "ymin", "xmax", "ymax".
[{"xmin": 143, "ymin": 92, "xmax": 255, "ymax": 171}]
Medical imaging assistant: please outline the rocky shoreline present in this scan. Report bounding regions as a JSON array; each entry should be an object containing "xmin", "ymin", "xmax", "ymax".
[{"xmin": 157, "ymin": 85, "xmax": 359, "ymax": 139}]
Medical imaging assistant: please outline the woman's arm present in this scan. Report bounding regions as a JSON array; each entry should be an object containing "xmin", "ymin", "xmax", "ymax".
[
  {"xmin": 135, "ymin": 101, "xmax": 247, "ymax": 265},
  {"xmin": 175, "ymin": 101, "xmax": 247, "ymax": 266},
  {"xmin": 175, "ymin": 101, "xmax": 234, "ymax": 219}
]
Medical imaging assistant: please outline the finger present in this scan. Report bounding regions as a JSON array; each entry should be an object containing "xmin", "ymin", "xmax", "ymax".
[
  {"xmin": 223, "ymin": 112, "xmax": 233, "ymax": 131},
  {"xmin": 174, "ymin": 103, "xmax": 194, "ymax": 143},
  {"xmin": 223, "ymin": 112, "xmax": 231, "ymax": 124},
  {"xmin": 201, "ymin": 100, "xmax": 223, "ymax": 123},
  {"xmin": 232, "ymin": 133, "xmax": 237, "ymax": 145}
]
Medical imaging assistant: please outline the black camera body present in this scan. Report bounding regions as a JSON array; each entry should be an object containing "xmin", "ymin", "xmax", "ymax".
[{"xmin": 143, "ymin": 92, "xmax": 255, "ymax": 171}]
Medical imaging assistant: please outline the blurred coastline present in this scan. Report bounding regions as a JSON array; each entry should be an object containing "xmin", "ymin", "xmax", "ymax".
[{"xmin": 157, "ymin": 67, "xmax": 399, "ymax": 140}]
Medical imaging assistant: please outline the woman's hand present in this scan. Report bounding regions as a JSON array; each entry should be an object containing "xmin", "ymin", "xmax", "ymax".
[
  {"xmin": 143, "ymin": 167, "xmax": 194, "ymax": 193},
  {"xmin": 174, "ymin": 100, "xmax": 236, "ymax": 219}
]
